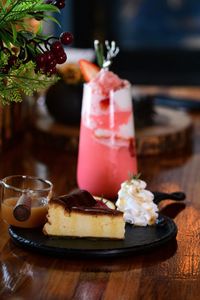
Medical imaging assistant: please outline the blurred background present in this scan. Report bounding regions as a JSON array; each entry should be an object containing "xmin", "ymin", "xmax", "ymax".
[
  {"xmin": 51, "ymin": 0, "xmax": 200, "ymax": 86},
  {"xmin": 1, "ymin": 0, "xmax": 200, "ymax": 154}
]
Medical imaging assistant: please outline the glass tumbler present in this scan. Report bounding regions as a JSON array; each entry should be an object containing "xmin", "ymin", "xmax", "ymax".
[{"xmin": 77, "ymin": 82, "xmax": 137, "ymax": 199}]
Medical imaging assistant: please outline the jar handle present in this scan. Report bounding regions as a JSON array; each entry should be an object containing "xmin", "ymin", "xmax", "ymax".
[{"xmin": 0, "ymin": 180, "xmax": 5, "ymax": 202}]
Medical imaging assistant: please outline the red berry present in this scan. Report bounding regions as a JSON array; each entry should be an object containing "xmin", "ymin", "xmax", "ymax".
[
  {"xmin": 45, "ymin": 51, "xmax": 55, "ymax": 63},
  {"xmin": 51, "ymin": 41, "xmax": 63, "ymax": 53},
  {"xmin": 60, "ymin": 32, "xmax": 73, "ymax": 45},
  {"xmin": 49, "ymin": 58, "xmax": 57, "ymax": 68},
  {"xmin": 46, "ymin": 66, "xmax": 57, "ymax": 75},
  {"xmin": 36, "ymin": 53, "xmax": 47, "ymax": 69},
  {"xmin": 56, "ymin": 52, "xmax": 67, "ymax": 64},
  {"xmin": 55, "ymin": 0, "xmax": 65, "ymax": 9},
  {"xmin": 8, "ymin": 55, "xmax": 17, "ymax": 67},
  {"xmin": 52, "ymin": 48, "xmax": 65, "ymax": 62},
  {"xmin": 1, "ymin": 65, "xmax": 10, "ymax": 74}
]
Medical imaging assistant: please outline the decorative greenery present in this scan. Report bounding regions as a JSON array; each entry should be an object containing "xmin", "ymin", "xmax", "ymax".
[
  {"xmin": 94, "ymin": 40, "xmax": 119, "ymax": 69},
  {"xmin": 0, "ymin": 0, "xmax": 63, "ymax": 104},
  {"xmin": 128, "ymin": 172, "xmax": 142, "ymax": 181},
  {"xmin": 0, "ymin": 59, "xmax": 56, "ymax": 104}
]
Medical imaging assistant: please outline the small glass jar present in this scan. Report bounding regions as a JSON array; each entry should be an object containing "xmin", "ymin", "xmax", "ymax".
[{"xmin": 0, "ymin": 175, "xmax": 53, "ymax": 228}]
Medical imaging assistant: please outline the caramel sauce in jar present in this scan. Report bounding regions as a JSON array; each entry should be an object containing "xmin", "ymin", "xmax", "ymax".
[{"xmin": 1, "ymin": 197, "xmax": 48, "ymax": 228}]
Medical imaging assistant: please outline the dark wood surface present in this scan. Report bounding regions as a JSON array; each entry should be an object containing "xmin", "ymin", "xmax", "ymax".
[
  {"xmin": 33, "ymin": 106, "xmax": 192, "ymax": 156},
  {"xmin": 0, "ymin": 106, "xmax": 200, "ymax": 299}
]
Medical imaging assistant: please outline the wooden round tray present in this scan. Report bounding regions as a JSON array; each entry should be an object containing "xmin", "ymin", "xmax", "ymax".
[
  {"xmin": 32, "ymin": 106, "xmax": 192, "ymax": 156},
  {"xmin": 136, "ymin": 106, "xmax": 192, "ymax": 155}
]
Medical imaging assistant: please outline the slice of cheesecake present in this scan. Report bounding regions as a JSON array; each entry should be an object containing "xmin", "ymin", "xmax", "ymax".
[{"xmin": 43, "ymin": 190, "xmax": 125, "ymax": 239}]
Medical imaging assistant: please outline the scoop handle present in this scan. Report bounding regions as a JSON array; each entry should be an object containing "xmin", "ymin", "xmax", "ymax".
[
  {"xmin": 153, "ymin": 191, "xmax": 186, "ymax": 204},
  {"xmin": 13, "ymin": 193, "xmax": 32, "ymax": 221}
]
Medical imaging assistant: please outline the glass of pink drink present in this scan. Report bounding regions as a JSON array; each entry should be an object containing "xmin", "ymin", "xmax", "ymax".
[{"xmin": 77, "ymin": 68, "xmax": 137, "ymax": 199}]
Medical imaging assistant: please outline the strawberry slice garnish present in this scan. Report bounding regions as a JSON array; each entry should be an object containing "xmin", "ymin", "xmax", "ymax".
[
  {"xmin": 100, "ymin": 97, "xmax": 110, "ymax": 110},
  {"xmin": 79, "ymin": 59, "xmax": 100, "ymax": 82}
]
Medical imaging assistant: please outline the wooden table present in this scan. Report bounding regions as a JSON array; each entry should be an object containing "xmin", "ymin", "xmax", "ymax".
[{"xmin": 0, "ymin": 107, "xmax": 200, "ymax": 299}]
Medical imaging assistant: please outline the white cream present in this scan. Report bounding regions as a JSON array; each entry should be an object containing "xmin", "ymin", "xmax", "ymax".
[
  {"xmin": 112, "ymin": 82, "xmax": 132, "ymax": 111},
  {"xmin": 118, "ymin": 115, "xmax": 135, "ymax": 138},
  {"xmin": 116, "ymin": 179, "xmax": 158, "ymax": 226}
]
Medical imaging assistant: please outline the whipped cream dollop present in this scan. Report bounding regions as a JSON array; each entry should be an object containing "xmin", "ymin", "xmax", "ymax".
[{"xmin": 116, "ymin": 179, "xmax": 158, "ymax": 226}]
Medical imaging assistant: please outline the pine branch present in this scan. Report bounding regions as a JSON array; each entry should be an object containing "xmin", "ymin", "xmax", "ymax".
[
  {"xmin": 0, "ymin": 59, "xmax": 58, "ymax": 104},
  {"xmin": 0, "ymin": 1, "xmax": 59, "ymax": 28},
  {"xmin": 0, "ymin": 0, "xmax": 69, "ymax": 104}
]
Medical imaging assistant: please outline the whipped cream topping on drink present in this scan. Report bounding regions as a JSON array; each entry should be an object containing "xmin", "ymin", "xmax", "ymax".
[
  {"xmin": 82, "ymin": 69, "xmax": 134, "ymax": 145},
  {"xmin": 90, "ymin": 69, "xmax": 127, "ymax": 96},
  {"xmin": 116, "ymin": 178, "xmax": 158, "ymax": 226}
]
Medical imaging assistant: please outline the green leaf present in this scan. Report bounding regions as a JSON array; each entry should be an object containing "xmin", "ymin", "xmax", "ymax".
[
  {"xmin": 0, "ymin": 29, "xmax": 13, "ymax": 47},
  {"xmin": 94, "ymin": 41, "xmax": 104, "ymax": 68},
  {"xmin": 11, "ymin": 23, "xmax": 17, "ymax": 43},
  {"xmin": 43, "ymin": 14, "xmax": 61, "ymax": 27},
  {"xmin": 0, "ymin": 0, "xmax": 60, "ymax": 28},
  {"xmin": 128, "ymin": 172, "xmax": 142, "ymax": 181}
]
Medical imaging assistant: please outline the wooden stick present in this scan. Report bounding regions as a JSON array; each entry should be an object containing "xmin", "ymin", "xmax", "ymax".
[{"xmin": 13, "ymin": 193, "xmax": 32, "ymax": 222}]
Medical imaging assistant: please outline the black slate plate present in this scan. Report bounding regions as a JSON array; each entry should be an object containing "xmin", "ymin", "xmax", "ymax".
[{"xmin": 8, "ymin": 215, "xmax": 177, "ymax": 258}]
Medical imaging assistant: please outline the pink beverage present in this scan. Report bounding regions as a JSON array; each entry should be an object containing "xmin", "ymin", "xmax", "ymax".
[{"xmin": 77, "ymin": 69, "xmax": 137, "ymax": 199}]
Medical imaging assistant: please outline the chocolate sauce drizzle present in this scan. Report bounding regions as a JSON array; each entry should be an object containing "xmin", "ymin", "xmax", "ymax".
[{"xmin": 50, "ymin": 189, "xmax": 121, "ymax": 215}]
